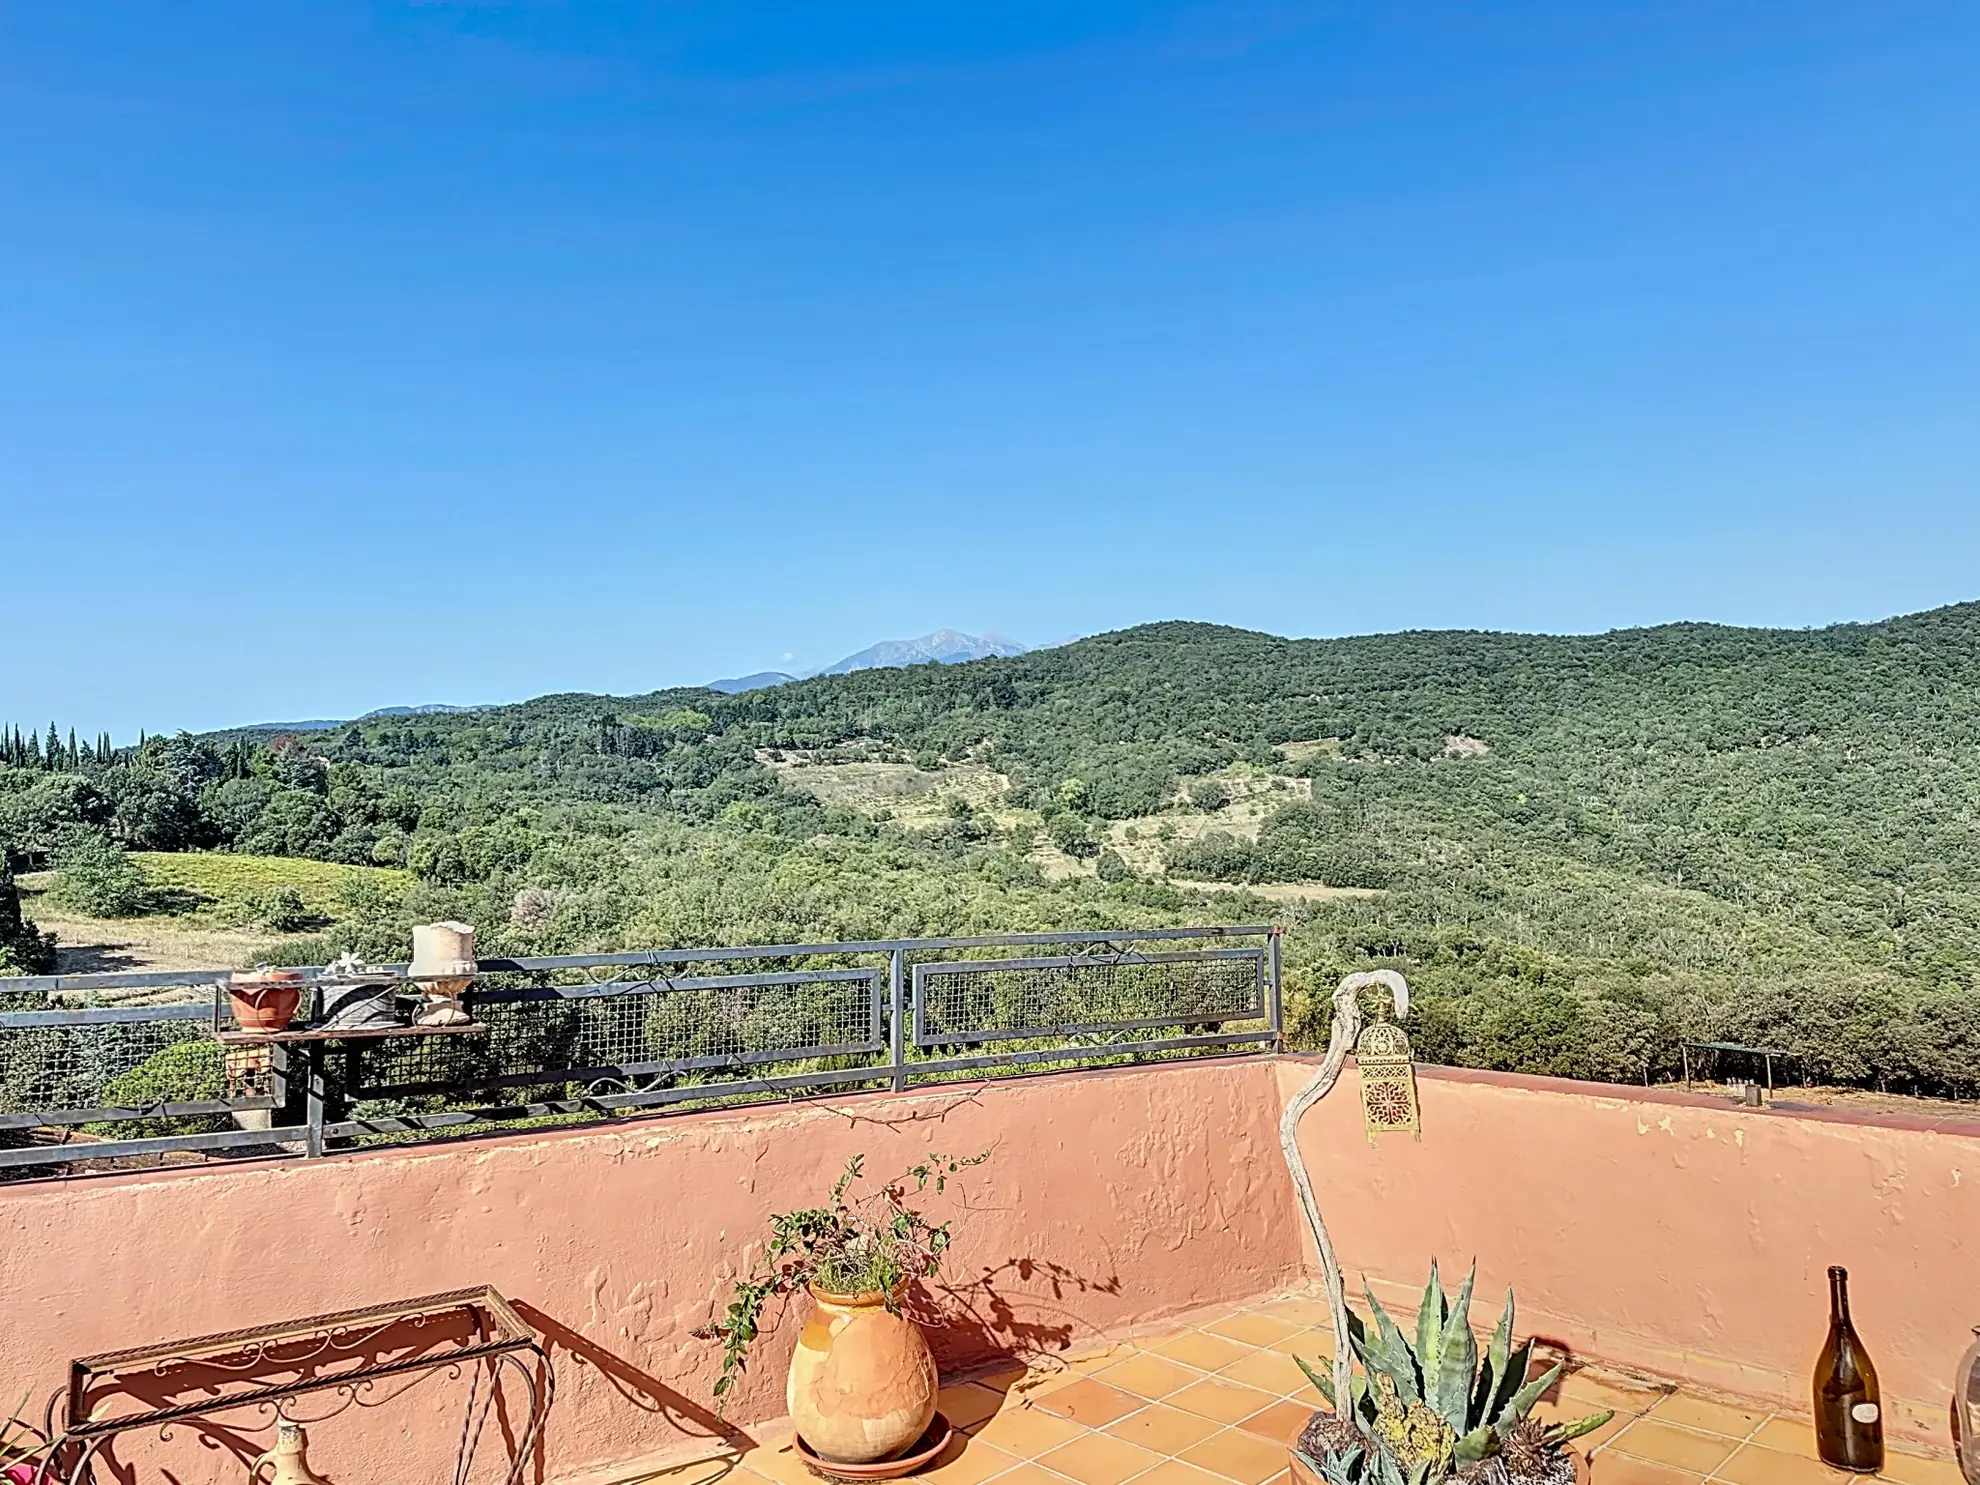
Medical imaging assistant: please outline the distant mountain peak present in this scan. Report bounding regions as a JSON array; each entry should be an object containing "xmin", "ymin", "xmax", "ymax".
[
  {"xmin": 818, "ymin": 629, "xmax": 1028, "ymax": 676},
  {"xmin": 704, "ymin": 629, "xmax": 1028, "ymax": 692},
  {"xmin": 705, "ymin": 671, "xmax": 801, "ymax": 695}
]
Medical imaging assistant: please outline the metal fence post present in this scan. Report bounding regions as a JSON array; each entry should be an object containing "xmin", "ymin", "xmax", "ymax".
[
  {"xmin": 889, "ymin": 950, "xmax": 908, "ymax": 1092},
  {"xmin": 305, "ymin": 1045, "xmax": 327, "ymax": 1158},
  {"xmin": 1267, "ymin": 927, "xmax": 1285, "ymax": 1052}
]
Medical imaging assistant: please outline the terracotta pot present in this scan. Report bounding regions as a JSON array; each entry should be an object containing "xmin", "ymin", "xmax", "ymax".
[
  {"xmin": 228, "ymin": 970, "xmax": 305, "ymax": 1033},
  {"xmin": 788, "ymin": 1285, "xmax": 938, "ymax": 1465}
]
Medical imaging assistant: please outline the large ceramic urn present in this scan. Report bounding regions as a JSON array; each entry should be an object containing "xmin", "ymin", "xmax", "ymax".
[
  {"xmin": 787, "ymin": 1286, "xmax": 938, "ymax": 1464},
  {"xmin": 408, "ymin": 920, "xmax": 476, "ymax": 1027}
]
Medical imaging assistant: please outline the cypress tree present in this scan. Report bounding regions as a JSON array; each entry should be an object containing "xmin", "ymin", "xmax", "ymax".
[{"xmin": 0, "ymin": 856, "xmax": 58, "ymax": 975}]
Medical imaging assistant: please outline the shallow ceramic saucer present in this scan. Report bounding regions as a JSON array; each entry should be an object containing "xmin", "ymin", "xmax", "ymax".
[{"xmin": 792, "ymin": 1414, "xmax": 954, "ymax": 1481}]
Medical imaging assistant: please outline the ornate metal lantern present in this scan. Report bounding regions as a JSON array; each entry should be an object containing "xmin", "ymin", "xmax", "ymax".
[{"xmin": 1355, "ymin": 1017, "xmax": 1421, "ymax": 1143}]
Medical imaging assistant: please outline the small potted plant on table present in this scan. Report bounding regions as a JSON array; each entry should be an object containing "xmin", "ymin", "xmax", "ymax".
[
  {"xmin": 702, "ymin": 1152, "xmax": 986, "ymax": 1477},
  {"xmin": 1292, "ymin": 1264, "xmax": 1613, "ymax": 1485}
]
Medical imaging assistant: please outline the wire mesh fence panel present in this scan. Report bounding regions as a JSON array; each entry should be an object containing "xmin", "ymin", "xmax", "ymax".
[
  {"xmin": 350, "ymin": 969, "xmax": 885, "ymax": 1099},
  {"xmin": 912, "ymin": 949, "xmax": 1265, "ymax": 1049},
  {"xmin": 0, "ymin": 928, "xmax": 1276, "ymax": 1170}
]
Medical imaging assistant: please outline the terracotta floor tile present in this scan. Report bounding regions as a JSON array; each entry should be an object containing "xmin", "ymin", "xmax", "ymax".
[
  {"xmin": 1098, "ymin": 1355, "xmax": 1206, "ymax": 1403},
  {"xmin": 1237, "ymin": 1400, "xmax": 1317, "ymax": 1447},
  {"xmin": 920, "ymin": 1435, "xmax": 1022, "ymax": 1485},
  {"xmin": 1132, "ymin": 1461, "xmax": 1236, "ymax": 1485},
  {"xmin": 1167, "ymin": 1378, "xmax": 1283, "ymax": 1426},
  {"xmin": 1710, "ymin": 1444, "xmax": 1858, "ymax": 1485},
  {"xmin": 1265, "ymin": 1327, "xmax": 1336, "ymax": 1359},
  {"xmin": 1206, "ymin": 1314, "xmax": 1304, "ymax": 1348},
  {"xmin": 733, "ymin": 1440, "xmax": 814, "ymax": 1485},
  {"xmin": 1180, "ymin": 1426, "xmax": 1298, "ymax": 1485},
  {"xmin": 944, "ymin": 1382, "xmax": 1015, "ymax": 1430},
  {"xmin": 1034, "ymin": 1378, "xmax": 1148, "ymax": 1428},
  {"xmin": 1217, "ymin": 1351, "xmax": 1311, "ymax": 1398},
  {"xmin": 1647, "ymin": 1394, "xmax": 1769, "ymax": 1440},
  {"xmin": 993, "ymin": 1468, "xmax": 1074, "ymax": 1485},
  {"xmin": 1589, "ymin": 1455, "xmax": 1707, "ymax": 1485},
  {"xmin": 1251, "ymin": 1298, "xmax": 1336, "ymax": 1328},
  {"xmin": 1035, "ymin": 1432, "xmax": 1166, "ymax": 1485},
  {"xmin": 1103, "ymin": 1404, "xmax": 1224, "ymax": 1455},
  {"xmin": 1149, "ymin": 1331, "xmax": 1257, "ymax": 1374},
  {"xmin": 1876, "ymin": 1451, "xmax": 1966, "ymax": 1485},
  {"xmin": 1751, "ymin": 1419, "xmax": 1819, "ymax": 1459},
  {"xmin": 971, "ymin": 1406, "xmax": 1093, "ymax": 1458},
  {"xmin": 1605, "ymin": 1420, "xmax": 1740, "ymax": 1475}
]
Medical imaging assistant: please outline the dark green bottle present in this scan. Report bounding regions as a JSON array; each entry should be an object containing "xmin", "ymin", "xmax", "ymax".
[{"xmin": 1814, "ymin": 1266, "xmax": 1884, "ymax": 1474}]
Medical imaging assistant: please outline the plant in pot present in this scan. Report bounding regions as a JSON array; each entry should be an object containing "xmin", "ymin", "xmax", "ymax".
[
  {"xmin": 225, "ymin": 968, "xmax": 306, "ymax": 1033},
  {"xmin": 1292, "ymin": 1264, "xmax": 1613, "ymax": 1485},
  {"xmin": 701, "ymin": 1151, "xmax": 987, "ymax": 1472}
]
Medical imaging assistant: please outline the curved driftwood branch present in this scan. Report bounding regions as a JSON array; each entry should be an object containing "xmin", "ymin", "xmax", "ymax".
[{"xmin": 1278, "ymin": 968, "xmax": 1409, "ymax": 1411}]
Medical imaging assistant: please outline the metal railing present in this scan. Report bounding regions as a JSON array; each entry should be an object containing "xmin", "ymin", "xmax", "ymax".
[{"xmin": 0, "ymin": 926, "xmax": 1282, "ymax": 1175}]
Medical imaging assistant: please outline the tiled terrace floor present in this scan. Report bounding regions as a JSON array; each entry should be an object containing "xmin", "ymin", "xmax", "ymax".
[{"xmin": 658, "ymin": 1293, "xmax": 1962, "ymax": 1485}]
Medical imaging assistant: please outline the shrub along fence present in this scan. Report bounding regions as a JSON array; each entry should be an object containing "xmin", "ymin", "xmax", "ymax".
[{"xmin": 0, "ymin": 926, "xmax": 1281, "ymax": 1175}]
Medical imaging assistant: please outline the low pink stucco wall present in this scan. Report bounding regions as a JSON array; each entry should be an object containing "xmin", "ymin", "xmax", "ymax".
[
  {"xmin": 1281, "ymin": 1059, "xmax": 1980, "ymax": 1443},
  {"xmin": 0, "ymin": 1058, "xmax": 1299, "ymax": 1485}
]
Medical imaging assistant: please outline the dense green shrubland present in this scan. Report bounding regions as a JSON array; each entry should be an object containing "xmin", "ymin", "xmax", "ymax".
[{"xmin": 7, "ymin": 600, "xmax": 1980, "ymax": 1096}]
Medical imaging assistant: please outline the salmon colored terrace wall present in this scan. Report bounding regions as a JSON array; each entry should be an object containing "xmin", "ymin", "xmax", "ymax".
[
  {"xmin": 1280, "ymin": 1059, "xmax": 1980, "ymax": 1444},
  {"xmin": 0, "ymin": 1058, "xmax": 1299, "ymax": 1485}
]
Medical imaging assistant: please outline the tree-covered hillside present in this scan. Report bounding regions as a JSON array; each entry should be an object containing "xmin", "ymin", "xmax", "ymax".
[{"xmin": 8, "ymin": 601, "xmax": 1980, "ymax": 1097}]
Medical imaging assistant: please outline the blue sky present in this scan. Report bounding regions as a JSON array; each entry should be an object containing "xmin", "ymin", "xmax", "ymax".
[{"xmin": 4, "ymin": 3, "xmax": 1977, "ymax": 735}]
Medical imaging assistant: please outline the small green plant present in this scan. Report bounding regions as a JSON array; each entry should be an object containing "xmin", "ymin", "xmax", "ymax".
[
  {"xmin": 224, "ymin": 884, "xmax": 315, "ymax": 933},
  {"xmin": 1296, "ymin": 1264, "xmax": 1612, "ymax": 1485},
  {"xmin": 698, "ymin": 1151, "xmax": 987, "ymax": 1405},
  {"xmin": 84, "ymin": 1040, "xmax": 228, "ymax": 1137},
  {"xmin": 47, "ymin": 834, "xmax": 150, "ymax": 917}
]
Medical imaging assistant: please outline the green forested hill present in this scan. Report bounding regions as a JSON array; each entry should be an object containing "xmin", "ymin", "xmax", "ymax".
[{"xmin": 7, "ymin": 602, "xmax": 1980, "ymax": 1096}]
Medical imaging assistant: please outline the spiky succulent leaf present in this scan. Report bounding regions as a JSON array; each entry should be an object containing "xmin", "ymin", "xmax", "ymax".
[
  {"xmin": 1489, "ymin": 1339, "xmax": 1536, "ymax": 1422},
  {"xmin": 1492, "ymin": 1362, "xmax": 1564, "ymax": 1436},
  {"xmin": 1551, "ymin": 1410, "xmax": 1615, "ymax": 1444},
  {"xmin": 1362, "ymin": 1284, "xmax": 1424, "ymax": 1401},
  {"xmin": 1453, "ymin": 1425, "xmax": 1498, "ymax": 1464},
  {"xmin": 1351, "ymin": 1328, "xmax": 1422, "ymax": 1407},
  {"xmin": 1406, "ymin": 1459, "xmax": 1435, "ymax": 1485},
  {"xmin": 1298, "ymin": 1354, "xmax": 1338, "ymax": 1409},
  {"xmin": 1300, "ymin": 1449, "xmax": 1357, "ymax": 1485},
  {"xmin": 1372, "ymin": 1444, "xmax": 1409, "ymax": 1485},
  {"xmin": 1472, "ymin": 1289, "xmax": 1516, "ymax": 1430},
  {"xmin": 1415, "ymin": 1260, "xmax": 1446, "ymax": 1403},
  {"xmin": 1430, "ymin": 1263, "xmax": 1479, "ymax": 1432}
]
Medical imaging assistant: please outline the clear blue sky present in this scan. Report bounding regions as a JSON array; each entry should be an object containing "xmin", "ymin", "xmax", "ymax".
[{"xmin": 4, "ymin": 3, "xmax": 1977, "ymax": 736}]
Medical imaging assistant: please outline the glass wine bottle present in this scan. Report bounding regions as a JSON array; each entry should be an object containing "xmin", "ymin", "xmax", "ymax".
[{"xmin": 1814, "ymin": 1265, "xmax": 1885, "ymax": 1474}]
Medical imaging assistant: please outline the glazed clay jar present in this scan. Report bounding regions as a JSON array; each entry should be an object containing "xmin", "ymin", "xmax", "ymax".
[{"xmin": 787, "ymin": 1286, "xmax": 938, "ymax": 1464}]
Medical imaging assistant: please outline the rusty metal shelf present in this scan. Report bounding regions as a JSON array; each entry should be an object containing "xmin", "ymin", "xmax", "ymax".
[{"xmin": 41, "ymin": 1286, "xmax": 551, "ymax": 1485}]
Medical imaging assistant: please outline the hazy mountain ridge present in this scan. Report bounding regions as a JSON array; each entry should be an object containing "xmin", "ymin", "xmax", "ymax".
[{"xmin": 706, "ymin": 628, "xmax": 1029, "ymax": 692}]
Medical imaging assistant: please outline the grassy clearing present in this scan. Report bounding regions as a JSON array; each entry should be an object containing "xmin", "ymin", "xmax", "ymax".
[
  {"xmin": 130, "ymin": 853, "xmax": 413, "ymax": 921},
  {"xmin": 769, "ymin": 757, "xmax": 1024, "ymax": 827},
  {"xmin": 10, "ymin": 854, "xmax": 414, "ymax": 981}
]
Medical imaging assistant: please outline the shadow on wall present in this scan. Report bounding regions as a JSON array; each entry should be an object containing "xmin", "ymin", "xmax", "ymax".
[
  {"xmin": 515, "ymin": 1302, "xmax": 755, "ymax": 1465},
  {"xmin": 922, "ymin": 1256, "xmax": 1124, "ymax": 1370}
]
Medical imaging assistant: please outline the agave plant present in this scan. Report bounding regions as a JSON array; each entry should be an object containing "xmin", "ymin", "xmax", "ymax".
[{"xmin": 1295, "ymin": 1264, "xmax": 1613, "ymax": 1485}]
